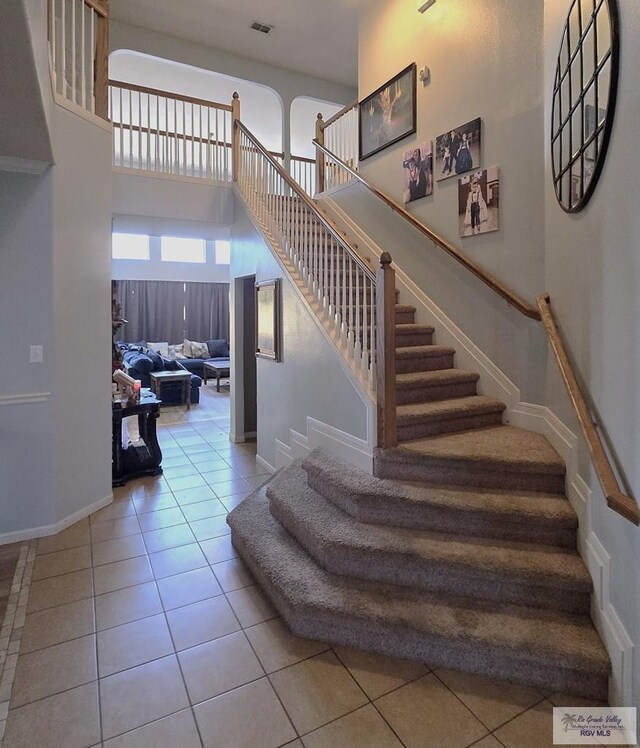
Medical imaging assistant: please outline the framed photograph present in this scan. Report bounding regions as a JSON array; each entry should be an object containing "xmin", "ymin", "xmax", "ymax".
[
  {"xmin": 458, "ymin": 166, "xmax": 500, "ymax": 238},
  {"xmin": 435, "ymin": 117, "xmax": 481, "ymax": 181},
  {"xmin": 402, "ymin": 141, "xmax": 433, "ymax": 203},
  {"xmin": 255, "ymin": 278, "xmax": 281, "ymax": 361},
  {"xmin": 359, "ymin": 64, "xmax": 417, "ymax": 161}
]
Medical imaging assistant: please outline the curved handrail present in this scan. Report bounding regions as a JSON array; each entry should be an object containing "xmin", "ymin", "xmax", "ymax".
[
  {"xmin": 108, "ymin": 79, "xmax": 233, "ymax": 112},
  {"xmin": 238, "ymin": 121, "xmax": 375, "ymax": 281},
  {"xmin": 537, "ymin": 294, "xmax": 639, "ymax": 525},
  {"xmin": 314, "ymin": 139, "xmax": 541, "ymax": 321}
]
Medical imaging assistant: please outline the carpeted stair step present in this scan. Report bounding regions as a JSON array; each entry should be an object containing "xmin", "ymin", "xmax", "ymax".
[
  {"xmin": 396, "ymin": 345, "xmax": 456, "ymax": 373},
  {"xmin": 396, "ymin": 396, "xmax": 506, "ymax": 440},
  {"xmin": 396, "ymin": 369, "xmax": 480, "ymax": 404},
  {"xmin": 395, "ymin": 304, "xmax": 416, "ymax": 324},
  {"xmin": 302, "ymin": 448, "xmax": 577, "ymax": 548},
  {"xmin": 227, "ymin": 488, "xmax": 610, "ymax": 699},
  {"xmin": 267, "ymin": 463, "xmax": 591, "ymax": 614},
  {"xmin": 395, "ymin": 324, "xmax": 435, "ymax": 347},
  {"xmin": 375, "ymin": 426, "xmax": 567, "ymax": 493}
]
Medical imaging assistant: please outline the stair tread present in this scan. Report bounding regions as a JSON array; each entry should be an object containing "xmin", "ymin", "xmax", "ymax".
[
  {"xmin": 396, "ymin": 369, "xmax": 480, "ymax": 388},
  {"xmin": 228, "ymin": 488, "xmax": 610, "ymax": 678},
  {"xmin": 389, "ymin": 426, "xmax": 566, "ymax": 476},
  {"xmin": 396, "ymin": 345, "xmax": 455, "ymax": 358},
  {"xmin": 395, "ymin": 324, "xmax": 435, "ymax": 334},
  {"xmin": 395, "ymin": 304, "xmax": 417, "ymax": 312},
  {"xmin": 397, "ymin": 396, "xmax": 506, "ymax": 423},
  {"xmin": 268, "ymin": 463, "xmax": 590, "ymax": 591},
  {"xmin": 303, "ymin": 448, "xmax": 576, "ymax": 527}
]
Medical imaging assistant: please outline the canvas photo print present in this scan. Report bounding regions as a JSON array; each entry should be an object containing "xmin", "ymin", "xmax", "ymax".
[
  {"xmin": 435, "ymin": 117, "xmax": 481, "ymax": 181},
  {"xmin": 458, "ymin": 166, "xmax": 500, "ymax": 238},
  {"xmin": 402, "ymin": 142, "xmax": 433, "ymax": 203}
]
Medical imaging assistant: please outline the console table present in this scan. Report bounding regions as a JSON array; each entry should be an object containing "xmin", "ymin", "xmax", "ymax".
[
  {"xmin": 150, "ymin": 370, "xmax": 191, "ymax": 410},
  {"xmin": 112, "ymin": 392, "xmax": 163, "ymax": 487}
]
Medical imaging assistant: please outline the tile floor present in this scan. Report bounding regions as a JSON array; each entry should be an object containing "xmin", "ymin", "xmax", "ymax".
[{"xmin": 2, "ymin": 417, "xmax": 607, "ymax": 748}]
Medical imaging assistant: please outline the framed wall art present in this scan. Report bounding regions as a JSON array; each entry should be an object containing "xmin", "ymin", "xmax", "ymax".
[
  {"xmin": 435, "ymin": 117, "xmax": 482, "ymax": 181},
  {"xmin": 255, "ymin": 278, "xmax": 281, "ymax": 361},
  {"xmin": 359, "ymin": 63, "xmax": 417, "ymax": 161}
]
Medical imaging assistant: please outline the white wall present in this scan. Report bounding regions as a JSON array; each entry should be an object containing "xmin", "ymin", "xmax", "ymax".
[
  {"xmin": 290, "ymin": 96, "xmax": 344, "ymax": 159},
  {"xmin": 230, "ymin": 201, "xmax": 369, "ymax": 470}
]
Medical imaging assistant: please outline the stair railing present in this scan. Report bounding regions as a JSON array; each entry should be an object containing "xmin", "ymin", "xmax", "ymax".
[
  {"xmin": 313, "ymin": 138, "xmax": 639, "ymax": 524},
  {"xmin": 315, "ymin": 102, "xmax": 359, "ymax": 192},
  {"xmin": 48, "ymin": 0, "xmax": 109, "ymax": 118},
  {"xmin": 233, "ymin": 115, "xmax": 398, "ymax": 448}
]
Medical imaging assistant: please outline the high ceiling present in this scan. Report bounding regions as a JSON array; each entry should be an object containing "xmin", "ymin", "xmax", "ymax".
[{"xmin": 110, "ymin": 0, "xmax": 361, "ymax": 88}]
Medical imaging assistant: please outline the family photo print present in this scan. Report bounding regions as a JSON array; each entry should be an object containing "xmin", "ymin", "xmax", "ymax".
[
  {"xmin": 458, "ymin": 166, "xmax": 500, "ymax": 238},
  {"xmin": 402, "ymin": 141, "xmax": 433, "ymax": 203},
  {"xmin": 436, "ymin": 117, "xmax": 481, "ymax": 181}
]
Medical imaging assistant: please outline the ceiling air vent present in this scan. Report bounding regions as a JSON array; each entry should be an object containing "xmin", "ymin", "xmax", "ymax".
[{"xmin": 250, "ymin": 21, "xmax": 273, "ymax": 34}]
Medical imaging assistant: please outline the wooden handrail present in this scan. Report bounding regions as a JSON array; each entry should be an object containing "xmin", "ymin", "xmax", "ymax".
[
  {"xmin": 290, "ymin": 154, "xmax": 315, "ymax": 164},
  {"xmin": 111, "ymin": 121, "xmax": 232, "ymax": 148},
  {"xmin": 83, "ymin": 0, "xmax": 108, "ymax": 17},
  {"xmin": 323, "ymin": 100, "xmax": 358, "ymax": 129},
  {"xmin": 108, "ymin": 79, "xmax": 233, "ymax": 112},
  {"xmin": 537, "ymin": 294, "xmax": 639, "ymax": 525},
  {"xmin": 314, "ymin": 140, "xmax": 541, "ymax": 321},
  {"xmin": 236, "ymin": 121, "xmax": 375, "ymax": 281}
]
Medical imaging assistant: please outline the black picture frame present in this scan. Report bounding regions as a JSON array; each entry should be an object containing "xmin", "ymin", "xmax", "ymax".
[
  {"xmin": 359, "ymin": 64, "xmax": 417, "ymax": 161},
  {"xmin": 255, "ymin": 278, "xmax": 281, "ymax": 361}
]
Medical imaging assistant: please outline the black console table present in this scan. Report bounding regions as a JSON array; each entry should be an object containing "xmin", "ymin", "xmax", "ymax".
[{"xmin": 112, "ymin": 392, "xmax": 163, "ymax": 487}]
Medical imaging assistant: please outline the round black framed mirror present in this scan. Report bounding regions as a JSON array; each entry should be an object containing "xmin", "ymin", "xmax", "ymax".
[{"xmin": 551, "ymin": 0, "xmax": 619, "ymax": 213}]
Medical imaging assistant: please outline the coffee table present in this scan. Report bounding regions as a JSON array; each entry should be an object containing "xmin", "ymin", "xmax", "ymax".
[
  {"xmin": 150, "ymin": 370, "xmax": 191, "ymax": 410},
  {"xmin": 203, "ymin": 359, "xmax": 231, "ymax": 392}
]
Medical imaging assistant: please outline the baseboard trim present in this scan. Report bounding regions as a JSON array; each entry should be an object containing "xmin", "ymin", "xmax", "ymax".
[
  {"xmin": 0, "ymin": 492, "xmax": 113, "ymax": 546},
  {"xmin": 255, "ymin": 454, "xmax": 276, "ymax": 475},
  {"xmin": 0, "ymin": 392, "xmax": 51, "ymax": 406}
]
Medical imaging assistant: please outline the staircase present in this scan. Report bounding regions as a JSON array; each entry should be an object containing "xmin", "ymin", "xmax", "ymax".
[{"xmin": 228, "ymin": 292, "xmax": 610, "ymax": 701}]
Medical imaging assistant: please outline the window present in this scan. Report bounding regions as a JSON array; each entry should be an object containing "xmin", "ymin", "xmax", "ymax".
[
  {"xmin": 160, "ymin": 236, "xmax": 206, "ymax": 263},
  {"xmin": 112, "ymin": 233, "xmax": 150, "ymax": 260},
  {"xmin": 215, "ymin": 240, "xmax": 231, "ymax": 265}
]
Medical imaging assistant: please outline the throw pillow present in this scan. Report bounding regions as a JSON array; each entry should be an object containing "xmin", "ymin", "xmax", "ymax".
[
  {"xmin": 191, "ymin": 341, "xmax": 209, "ymax": 358},
  {"xmin": 147, "ymin": 341, "xmax": 169, "ymax": 358},
  {"xmin": 206, "ymin": 339, "xmax": 230, "ymax": 358},
  {"xmin": 167, "ymin": 344, "xmax": 187, "ymax": 360},
  {"xmin": 183, "ymin": 339, "xmax": 194, "ymax": 358}
]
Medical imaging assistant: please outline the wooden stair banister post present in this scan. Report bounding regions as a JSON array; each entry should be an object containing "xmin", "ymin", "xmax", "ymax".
[
  {"xmin": 315, "ymin": 113, "xmax": 325, "ymax": 195},
  {"xmin": 376, "ymin": 252, "xmax": 397, "ymax": 449},
  {"xmin": 94, "ymin": 0, "xmax": 110, "ymax": 120},
  {"xmin": 232, "ymin": 92, "xmax": 241, "ymax": 182}
]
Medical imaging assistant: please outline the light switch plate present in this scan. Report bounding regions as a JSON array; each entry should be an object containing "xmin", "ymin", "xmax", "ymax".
[{"xmin": 29, "ymin": 345, "xmax": 43, "ymax": 363}]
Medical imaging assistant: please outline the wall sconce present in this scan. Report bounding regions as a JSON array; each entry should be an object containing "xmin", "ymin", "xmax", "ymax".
[{"xmin": 417, "ymin": 0, "xmax": 436, "ymax": 11}]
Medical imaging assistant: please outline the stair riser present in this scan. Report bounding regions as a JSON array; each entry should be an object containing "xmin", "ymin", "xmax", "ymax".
[
  {"xmin": 395, "ymin": 332, "xmax": 434, "ymax": 347},
  {"xmin": 396, "ymin": 381, "xmax": 478, "ymax": 405},
  {"xmin": 305, "ymin": 469, "xmax": 577, "ymax": 549},
  {"xmin": 374, "ymin": 454, "xmax": 566, "ymax": 494},
  {"xmin": 269, "ymin": 496, "xmax": 589, "ymax": 615},
  {"xmin": 395, "ymin": 311, "xmax": 415, "ymax": 324},
  {"xmin": 397, "ymin": 411, "xmax": 504, "ymax": 441},
  {"xmin": 230, "ymin": 528, "xmax": 607, "ymax": 700},
  {"xmin": 396, "ymin": 354, "xmax": 455, "ymax": 373}
]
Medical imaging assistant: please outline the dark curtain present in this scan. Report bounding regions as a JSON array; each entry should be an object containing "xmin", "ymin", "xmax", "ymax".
[{"xmin": 184, "ymin": 282, "xmax": 230, "ymax": 342}]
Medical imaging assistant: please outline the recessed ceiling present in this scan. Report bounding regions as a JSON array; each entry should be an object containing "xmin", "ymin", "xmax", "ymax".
[{"xmin": 110, "ymin": 0, "xmax": 361, "ymax": 88}]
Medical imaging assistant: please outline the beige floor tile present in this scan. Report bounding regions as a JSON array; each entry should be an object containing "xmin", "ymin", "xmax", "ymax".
[
  {"xmin": 374, "ymin": 673, "xmax": 488, "ymax": 748},
  {"xmin": 26, "ymin": 568, "xmax": 94, "ymax": 613},
  {"xmin": 36, "ymin": 519, "xmax": 90, "ymax": 555},
  {"xmin": 162, "ymin": 464, "xmax": 201, "ymax": 480},
  {"xmin": 11, "ymin": 634, "xmax": 97, "ymax": 707},
  {"xmin": 149, "ymin": 543, "xmax": 208, "ymax": 579},
  {"xmin": 212, "ymin": 479, "xmax": 250, "ymax": 498},
  {"xmin": 200, "ymin": 467, "xmax": 240, "ymax": 483},
  {"xmin": 211, "ymin": 557, "xmax": 253, "ymax": 591},
  {"xmin": 494, "ymin": 699, "xmax": 557, "ymax": 748},
  {"xmin": 245, "ymin": 618, "xmax": 329, "ymax": 674},
  {"xmin": 283, "ymin": 742, "xmax": 304, "ymax": 748},
  {"xmin": 93, "ymin": 555, "xmax": 155, "ymax": 595},
  {"xmin": 137, "ymin": 507, "xmax": 186, "ymax": 532},
  {"xmin": 269, "ymin": 650, "xmax": 368, "ymax": 734},
  {"xmin": 167, "ymin": 474, "xmax": 208, "ymax": 492},
  {"xmin": 302, "ymin": 703, "xmax": 404, "ymax": 748},
  {"xmin": 469, "ymin": 737, "xmax": 504, "ymax": 748},
  {"xmin": 133, "ymin": 493, "xmax": 178, "ymax": 514},
  {"xmin": 180, "ymin": 499, "xmax": 227, "ymax": 523},
  {"xmin": 90, "ymin": 516, "xmax": 141, "ymax": 544},
  {"xmin": 172, "ymin": 486, "xmax": 217, "ymax": 505},
  {"xmin": 3, "ymin": 682, "xmax": 100, "ymax": 748},
  {"xmin": 200, "ymin": 534, "xmax": 239, "ymax": 565},
  {"xmin": 166, "ymin": 595, "xmax": 240, "ymax": 651},
  {"xmin": 103, "ymin": 708, "xmax": 202, "ymax": 748},
  {"xmin": 90, "ymin": 499, "xmax": 137, "ymax": 523},
  {"xmin": 226, "ymin": 584, "xmax": 278, "ymax": 627},
  {"xmin": 178, "ymin": 630, "xmax": 264, "ymax": 704},
  {"xmin": 189, "ymin": 514, "xmax": 231, "ymax": 542},
  {"xmin": 221, "ymin": 492, "xmax": 251, "ymax": 511},
  {"xmin": 244, "ymin": 474, "xmax": 270, "ymax": 489},
  {"xmin": 97, "ymin": 613, "xmax": 174, "ymax": 677},
  {"xmin": 92, "ymin": 534, "xmax": 147, "ymax": 567},
  {"xmin": 95, "ymin": 582, "xmax": 162, "ymax": 631},
  {"xmin": 334, "ymin": 646, "xmax": 429, "ymax": 700},
  {"xmin": 21, "ymin": 598, "xmax": 95, "ymax": 653},
  {"xmin": 100, "ymin": 654, "xmax": 190, "ymax": 740},
  {"xmin": 546, "ymin": 693, "xmax": 609, "ymax": 707},
  {"xmin": 157, "ymin": 566, "xmax": 223, "ymax": 611},
  {"xmin": 143, "ymin": 523, "xmax": 196, "ymax": 554},
  {"xmin": 31, "ymin": 544, "xmax": 92, "ymax": 581},
  {"xmin": 435, "ymin": 668, "xmax": 544, "ymax": 731},
  {"xmin": 194, "ymin": 677, "xmax": 296, "ymax": 748},
  {"xmin": 129, "ymin": 478, "xmax": 172, "ymax": 498}
]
